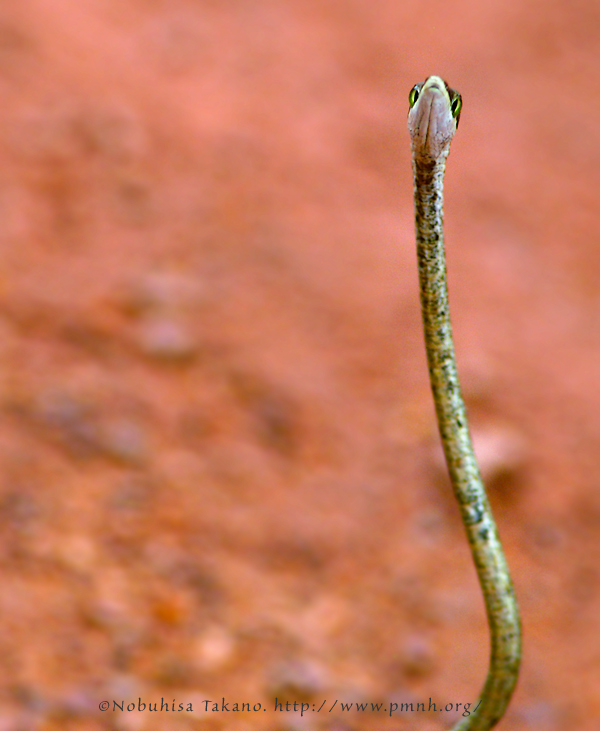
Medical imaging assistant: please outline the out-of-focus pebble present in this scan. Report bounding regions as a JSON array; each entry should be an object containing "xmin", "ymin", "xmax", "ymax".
[
  {"xmin": 267, "ymin": 658, "xmax": 329, "ymax": 701},
  {"xmin": 229, "ymin": 372, "xmax": 298, "ymax": 455},
  {"xmin": 471, "ymin": 424, "xmax": 526, "ymax": 488},
  {"xmin": 396, "ymin": 634, "xmax": 436, "ymax": 678},
  {"xmin": 531, "ymin": 522, "xmax": 563, "ymax": 550},
  {"xmin": 253, "ymin": 389, "xmax": 297, "ymax": 456},
  {"xmin": 27, "ymin": 388, "xmax": 154, "ymax": 467},
  {"xmin": 135, "ymin": 316, "xmax": 197, "ymax": 362},
  {"xmin": 55, "ymin": 688, "xmax": 96, "ymax": 717},
  {"xmin": 32, "ymin": 390, "xmax": 100, "ymax": 459},
  {"xmin": 12, "ymin": 685, "xmax": 48, "ymax": 714},
  {"xmin": 112, "ymin": 175, "xmax": 153, "ymax": 227},
  {"xmin": 83, "ymin": 567, "xmax": 138, "ymax": 634},
  {"xmin": 104, "ymin": 674, "xmax": 145, "ymax": 703},
  {"xmin": 152, "ymin": 590, "xmax": 191, "ymax": 626},
  {"xmin": 192, "ymin": 625, "xmax": 236, "ymax": 672},
  {"xmin": 118, "ymin": 271, "xmax": 206, "ymax": 316},
  {"xmin": 299, "ymin": 595, "xmax": 349, "ymax": 646},
  {"xmin": 0, "ymin": 490, "xmax": 39, "ymax": 530},
  {"xmin": 99, "ymin": 418, "xmax": 149, "ymax": 466}
]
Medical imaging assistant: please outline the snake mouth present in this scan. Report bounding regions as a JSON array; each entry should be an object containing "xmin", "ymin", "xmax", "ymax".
[{"xmin": 423, "ymin": 76, "xmax": 445, "ymax": 93}]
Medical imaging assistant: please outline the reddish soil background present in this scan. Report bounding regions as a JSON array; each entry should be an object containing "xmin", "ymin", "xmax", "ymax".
[{"xmin": 0, "ymin": 1, "xmax": 599, "ymax": 730}]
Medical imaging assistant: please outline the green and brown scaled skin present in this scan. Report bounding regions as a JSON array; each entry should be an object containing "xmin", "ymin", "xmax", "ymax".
[{"xmin": 407, "ymin": 77, "xmax": 521, "ymax": 731}]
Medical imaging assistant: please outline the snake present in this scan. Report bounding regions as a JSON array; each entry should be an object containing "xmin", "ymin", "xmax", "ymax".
[{"xmin": 407, "ymin": 76, "xmax": 522, "ymax": 730}]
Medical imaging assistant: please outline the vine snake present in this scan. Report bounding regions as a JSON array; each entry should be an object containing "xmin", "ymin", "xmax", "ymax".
[{"xmin": 407, "ymin": 76, "xmax": 522, "ymax": 730}]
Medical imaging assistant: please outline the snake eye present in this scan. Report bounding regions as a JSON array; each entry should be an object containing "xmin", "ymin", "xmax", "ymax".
[
  {"xmin": 450, "ymin": 93, "xmax": 462, "ymax": 119},
  {"xmin": 408, "ymin": 85, "xmax": 421, "ymax": 108}
]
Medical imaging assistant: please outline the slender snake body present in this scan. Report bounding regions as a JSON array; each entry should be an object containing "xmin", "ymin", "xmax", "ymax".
[{"xmin": 407, "ymin": 76, "xmax": 522, "ymax": 731}]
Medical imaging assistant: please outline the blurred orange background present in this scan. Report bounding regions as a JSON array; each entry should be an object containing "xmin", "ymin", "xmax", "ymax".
[{"xmin": 0, "ymin": 1, "xmax": 598, "ymax": 730}]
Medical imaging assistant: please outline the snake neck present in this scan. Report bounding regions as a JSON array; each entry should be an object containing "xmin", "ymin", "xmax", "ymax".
[
  {"xmin": 412, "ymin": 154, "xmax": 448, "ymax": 257},
  {"xmin": 411, "ymin": 154, "xmax": 455, "ymax": 384}
]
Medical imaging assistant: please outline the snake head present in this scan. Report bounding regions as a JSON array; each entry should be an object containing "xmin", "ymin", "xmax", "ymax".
[{"xmin": 407, "ymin": 76, "xmax": 462, "ymax": 163}]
